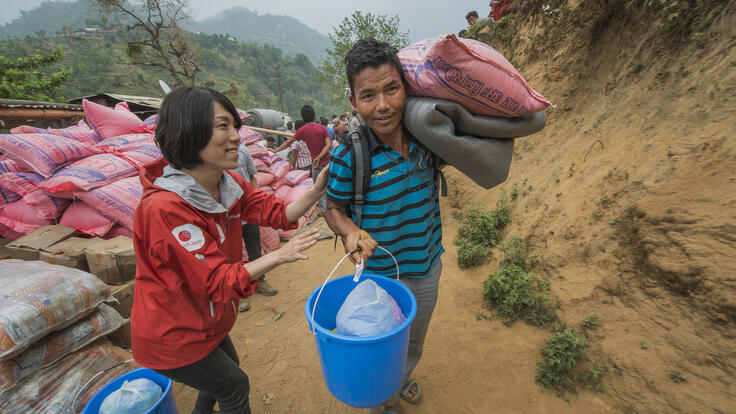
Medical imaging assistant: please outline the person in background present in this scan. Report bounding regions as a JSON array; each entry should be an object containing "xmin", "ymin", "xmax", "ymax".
[
  {"xmin": 349, "ymin": 110, "xmax": 361, "ymax": 130},
  {"xmin": 321, "ymin": 116, "xmax": 335, "ymax": 141},
  {"xmin": 270, "ymin": 105, "xmax": 330, "ymax": 215},
  {"xmin": 270, "ymin": 119, "xmax": 312, "ymax": 172},
  {"xmin": 491, "ymin": 0, "xmax": 514, "ymax": 22},
  {"xmin": 466, "ymin": 10, "xmax": 488, "ymax": 26},
  {"xmin": 325, "ymin": 38, "xmax": 444, "ymax": 414},
  {"xmin": 334, "ymin": 114, "xmax": 348, "ymax": 140},
  {"xmin": 230, "ymin": 145, "xmax": 278, "ymax": 312},
  {"xmin": 132, "ymin": 86, "xmax": 328, "ymax": 414}
]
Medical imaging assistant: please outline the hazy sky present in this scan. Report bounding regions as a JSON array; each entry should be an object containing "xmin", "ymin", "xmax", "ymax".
[{"xmin": 0, "ymin": 0, "xmax": 491, "ymax": 42}]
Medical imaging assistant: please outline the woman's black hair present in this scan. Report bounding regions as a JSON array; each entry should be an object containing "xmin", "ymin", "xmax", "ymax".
[
  {"xmin": 155, "ymin": 87, "xmax": 242, "ymax": 169},
  {"xmin": 344, "ymin": 38, "xmax": 408, "ymax": 96}
]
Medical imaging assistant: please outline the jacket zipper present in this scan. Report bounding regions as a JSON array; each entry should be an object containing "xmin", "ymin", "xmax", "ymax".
[
  {"xmin": 232, "ymin": 300, "xmax": 237, "ymax": 316},
  {"xmin": 209, "ymin": 301, "xmax": 214, "ymax": 318}
]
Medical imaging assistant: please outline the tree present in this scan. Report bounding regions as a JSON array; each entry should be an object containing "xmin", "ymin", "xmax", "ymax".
[
  {"xmin": 95, "ymin": 0, "xmax": 200, "ymax": 86},
  {"xmin": 0, "ymin": 46, "xmax": 71, "ymax": 102},
  {"xmin": 317, "ymin": 11, "xmax": 409, "ymax": 103}
]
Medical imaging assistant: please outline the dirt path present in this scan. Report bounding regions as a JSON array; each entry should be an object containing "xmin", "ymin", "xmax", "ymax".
[{"xmin": 172, "ymin": 198, "xmax": 618, "ymax": 413}]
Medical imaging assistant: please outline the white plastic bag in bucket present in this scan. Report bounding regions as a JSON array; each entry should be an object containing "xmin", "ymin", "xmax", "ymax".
[
  {"xmin": 99, "ymin": 378, "xmax": 163, "ymax": 414},
  {"xmin": 336, "ymin": 279, "xmax": 406, "ymax": 337}
]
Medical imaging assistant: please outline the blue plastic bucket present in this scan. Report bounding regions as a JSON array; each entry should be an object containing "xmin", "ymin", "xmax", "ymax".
[
  {"xmin": 305, "ymin": 273, "xmax": 417, "ymax": 408},
  {"xmin": 82, "ymin": 367, "xmax": 177, "ymax": 414}
]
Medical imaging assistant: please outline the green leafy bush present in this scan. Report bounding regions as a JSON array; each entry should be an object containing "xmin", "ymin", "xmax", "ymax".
[
  {"xmin": 484, "ymin": 262, "xmax": 557, "ymax": 326},
  {"xmin": 536, "ymin": 327, "xmax": 589, "ymax": 398},
  {"xmin": 455, "ymin": 194, "xmax": 511, "ymax": 268}
]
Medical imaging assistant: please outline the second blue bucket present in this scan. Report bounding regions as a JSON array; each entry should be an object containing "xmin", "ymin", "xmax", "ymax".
[{"xmin": 305, "ymin": 273, "xmax": 417, "ymax": 408}]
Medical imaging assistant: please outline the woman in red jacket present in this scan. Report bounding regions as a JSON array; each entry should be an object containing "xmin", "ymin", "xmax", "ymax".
[{"xmin": 131, "ymin": 87, "xmax": 327, "ymax": 414}]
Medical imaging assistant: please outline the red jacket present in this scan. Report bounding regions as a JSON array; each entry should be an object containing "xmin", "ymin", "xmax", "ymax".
[{"xmin": 131, "ymin": 158, "xmax": 297, "ymax": 369}]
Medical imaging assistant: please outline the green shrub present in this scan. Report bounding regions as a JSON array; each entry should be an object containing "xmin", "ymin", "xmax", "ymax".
[
  {"xmin": 536, "ymin": 327, "xmax": 589, "ymax": 398},
  {"xmin": 483, "ymin": 262, "xmax": 557, "ymax": 327},
  {"xmin": 455, "ymin": 194, "xmax": 511, "ymax": 268}
]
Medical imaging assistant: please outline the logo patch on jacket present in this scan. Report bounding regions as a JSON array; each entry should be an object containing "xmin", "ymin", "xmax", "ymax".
[{"xmin": 172, "ymin": 224, "xmax": 205, "ymax": 251}]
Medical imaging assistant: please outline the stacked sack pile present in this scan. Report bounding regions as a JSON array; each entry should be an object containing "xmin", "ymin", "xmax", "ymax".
[
  {"xmin": 0, "ymin": 99, "xmax": 317, "ymax": 253},
  {"xmin": 237, "ymin": 130, "xmax": 318, "ymax": 255},
  {"xmin": 0, "ymin": 259, "xmax": 138, "ymax": 412}
]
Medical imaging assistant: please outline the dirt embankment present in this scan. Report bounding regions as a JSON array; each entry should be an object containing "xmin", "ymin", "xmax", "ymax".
[
  {"xmin": 171, "ymin": 3, "xmax": 734, "ymax": 413},
  {"xmin": 451, "ymin": 1, "xmax": 735, "ymax": 412}
]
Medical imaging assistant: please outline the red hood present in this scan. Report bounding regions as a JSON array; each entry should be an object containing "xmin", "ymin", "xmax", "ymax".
[{"xmin": 139, "ymin": 157, "xmax": 168, "ymax": 194}]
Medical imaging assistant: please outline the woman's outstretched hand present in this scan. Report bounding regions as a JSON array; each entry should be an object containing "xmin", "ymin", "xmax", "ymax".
[{"xmin": 276, "ymin": 228, "xmax": 320, "ymax": 264}]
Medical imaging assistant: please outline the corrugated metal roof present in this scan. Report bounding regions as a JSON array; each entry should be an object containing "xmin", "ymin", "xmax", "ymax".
[
  {"xmin": 0, "ymin": 99, "xmax": 83, "ymax": 111},
  {"xmin": 69, "ymin": 93, "xmax": 162, "ymax": 108}
]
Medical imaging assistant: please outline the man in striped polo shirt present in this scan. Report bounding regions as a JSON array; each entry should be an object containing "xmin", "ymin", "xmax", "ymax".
[{"xmin": 325, "ymin": 38, "xmax": 443, "ymax": 413}]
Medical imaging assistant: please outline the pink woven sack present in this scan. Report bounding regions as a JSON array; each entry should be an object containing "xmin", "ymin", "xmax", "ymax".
[
  {"xmin": 246, "ymin": 144, "xmax": 268, "ymax": 158},
  {"xmin": 254, "ymin": 172, "xmax": 274, "ymax": 186},
  {"xmin": 95, "ymin": 133, "xmax": 155, "ymax": 151},
  {"xmin": 9, "ymin": 122, "xmax": 101, "ymax": 146},
  {"xmin": 399, "ymin": 34, "xmax": 551, "ymax": 117},
  {"xmin": 239, "ymin": 126, "xmax": 262, "ymax": 145},
  {"xmin": 274, "ymin": 184, "xmax": 291, "ymax": 200},
  {"xmin": 83, "ymin": 99, "xmax": 143, "ymax": 140},
  {"xmin": 75, "ymin": 176, "xmax": 142, "ymax": 231},
  {"xmin": 60, "ymin": 202, "xmax": 115, "ymax": 237},
  {"xmin": 0, "ymin": 200, "xmax": 53, "ymax": 235},
  {"xmin": 0, "ymin": 172, "xmax": 69, "ymax": 219},
  {"xmin": 0, "ymin": 134, "xmax": 100, "ymax": 177},
  {"xmin": 270, "ymin": 159, "xmax": 290, "ymax": 179},
  {"xmin": 260, "ymin": 226, "xmax": 280, "ymax": 253},
  {"xmin": 37, "ymin": 154, "xmax": 137, "ymax": 197},
  {"xmin": 0, "ymin": 159, "xmax": 28, "ymax": 174}
]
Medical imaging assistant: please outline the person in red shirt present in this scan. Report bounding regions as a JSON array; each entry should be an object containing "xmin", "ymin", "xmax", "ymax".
[
  {"xmin": 131, "ymin": 87, "xmax": 327, "ymax": 414},
  {"xmin": 271, "ymin": 104, "xmax": 330, "ymax": 214}
]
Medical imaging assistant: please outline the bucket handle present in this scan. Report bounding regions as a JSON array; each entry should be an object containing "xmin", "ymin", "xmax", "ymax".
[
  {"xmin": 71, "ymin": 358, "xmax": 135, "ymax": 412},
  {"xmin": 310, "ymin": 245, "xmax": 399, "ymax": 336}
]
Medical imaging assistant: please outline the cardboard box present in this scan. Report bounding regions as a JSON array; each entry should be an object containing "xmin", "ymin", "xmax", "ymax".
[
  {"xmin": 107, "ymin": 319, "xmax": 131, "ymax": 349},
  {"xmin": 39, "ymin": 237, "xmax": 96, "ymax": 271},
  {"xmin": 110, "ymin": 280, "xmax": 135, "ymax": 318},
  {"xmin": 6, "ymin": 225, "xmax": 76, "ymax": 261},
  {"xmin": 84, "ymin": 236, "xmax": 136, "ymax": 285}
]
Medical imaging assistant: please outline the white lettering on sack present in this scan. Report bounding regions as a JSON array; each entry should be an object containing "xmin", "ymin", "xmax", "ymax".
[
  {"xmin": 216, "ymin": 223, "xmax": 225, "ymax": 244},
  {"xmin": 172, "ymin": 224, "xmax": 205, "ymax": 251}
]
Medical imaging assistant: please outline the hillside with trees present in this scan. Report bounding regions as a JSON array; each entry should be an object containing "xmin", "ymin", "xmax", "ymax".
[
  {"xmin": 0, "ymin": 0, "xmax": 331, "ymax": 65},
  {"xmin": 0, "ymin": 28, "xmax": 344, "ymax": 116}
]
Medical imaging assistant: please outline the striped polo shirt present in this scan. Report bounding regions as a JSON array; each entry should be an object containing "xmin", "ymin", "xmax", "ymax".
[{"xmin": 327, "ymin": 129, "xmax": 443, "ymax": 278}]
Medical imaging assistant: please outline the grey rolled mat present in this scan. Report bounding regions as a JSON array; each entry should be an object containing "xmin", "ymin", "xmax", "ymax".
[{"xmin": 403, "ymin": 97, "xmax": 546, "ymax": 189}]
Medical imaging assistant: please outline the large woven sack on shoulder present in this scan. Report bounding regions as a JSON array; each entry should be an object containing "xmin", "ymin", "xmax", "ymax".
[
  {"xmin": 0, "ymin": 260, "xmax": 113, "ymax": 360},
  {"xmin": 0, "ymin": 134, "xmax": 100, "ymax": 177},
  {"xmin": 399, "ymin": 34, "xmax": 551, "ymax": 117},
  {"xmin": 0, "ymin": 340, "xmax": 138, "ymax": 413},
  {"xmin": 0, "ymin": 304, "xmax": 124, "ymax": 392}
]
